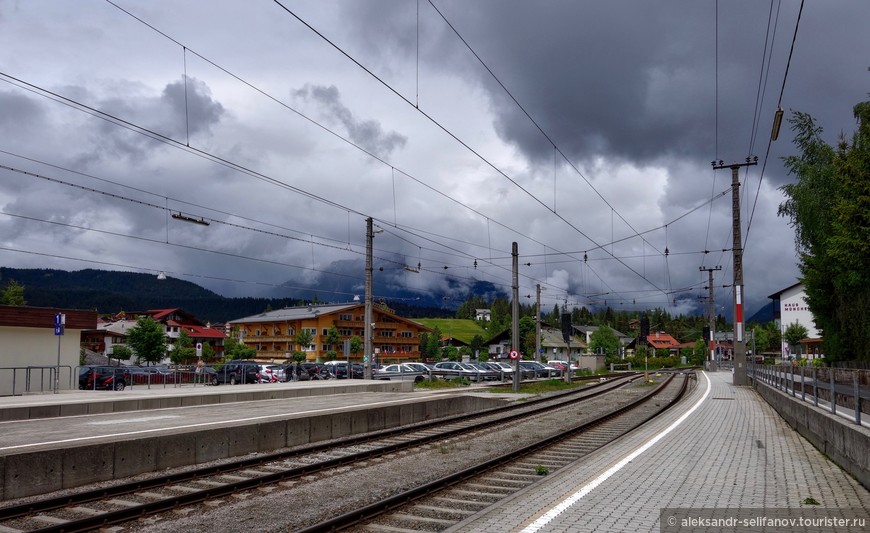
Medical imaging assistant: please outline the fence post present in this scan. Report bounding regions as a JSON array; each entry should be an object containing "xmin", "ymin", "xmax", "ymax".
[
  {"xmin": 801, "ymin": 367, "xmax": 807, "ymax": 402},
  {"xmin": 854, "ymin": 371, "xmax": 861, "ymax": 426},
  {"xmin": 830, "ymin": 368, "xmax": 837, "ymax": 415},
  {"xmin": 791, "ymin": 365, "xmax": 796, "ymax": 397},
  {"xmin": 813, "ymin": 367, "xmax": 819, "ymax": 407}
]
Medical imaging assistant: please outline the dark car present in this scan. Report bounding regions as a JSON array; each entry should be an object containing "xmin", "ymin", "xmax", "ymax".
[
  {"xmin": 326, "ymin": 361, "xmax": 364, "ymax": 379},
  {"xmin": 300, "ymin": 362, "xmax": 333, "ymax": 380},
  {"xmin": 214, "ymin": 361, "xmax": 261, "ymax": 385},
  {"xmin": 79, "ymin": 366, "xmax": 127, "ymax": 391},
  {"xmin": 519, "ymin": 360, "xmax": 562, "ymax": 378},
  {"xmin": 123, "ymin": 366, "xmax": 177, "ymax": 385}
]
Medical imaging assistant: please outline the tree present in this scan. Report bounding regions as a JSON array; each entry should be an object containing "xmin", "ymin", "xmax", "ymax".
[
  {"xmin": 779, "ymin": 101, "xmax": 870, "ymax": 362},
  {"xmin": 349, "ymin": 335, "xmax": 363, "ymax": 359},
  {"xmin": 469, "ymin": 334, "xmax": 486, "ymax": 358},
  {"xmin": 783, "ymin": 322, "xmax": 809, "ymax": 358},
  {"xmin": 112, "ymin": 345, "xmax": 133, "ymax": 365},
  {"xmin": 751, "ymin": 321, "xmax": 781, "ymax": 354},
  {"xmin": 201, "ymin": 342, "xmax": 215, "ymax": 361},
  {"xmin": 126, "ymin": 317, "xmax": 166, "ymax": 365},
  {"xmin": 170, "ymin": 329, "xmax": 196, "ymax": 365},
  {"xmin": 294, "ymin": 329, "xmax": 314, "ymax": 353},
  {"xmin": 443, "ymin": 345, "xmax": 459, "ymax": 361},
  {"xmin": 519, "ymin": 315, "xmax": 536, "ymax": 356},
  {"xmin": 223, "ymin": 336, "xmax": 256, "ymax": 360},
  {"xmin": 423, "ymin": 327, "xmax": 442, "ymax": 360},
  {"xmin": 690, "ymin": 339, "xmax": 707, "ymax": 366},
  {"xmin": 325, "ymin": 326, "xmax": 342, "ymax": 356},
  {"xmin": 0, "ymin": 280, "xmax": 26, "ymax": 306},
  {"xmin": 589, "ymin": 325, "xmax": 620, "ymax": 357}
]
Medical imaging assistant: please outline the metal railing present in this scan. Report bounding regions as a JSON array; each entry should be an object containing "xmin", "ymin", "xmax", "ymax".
[
  {"xmin": 750, "ymin": 363, "xmax": 869, "ymax": 425},
  {"xmin": 0, "ymin": 365, "xmax": 76, "ymax": 396}
]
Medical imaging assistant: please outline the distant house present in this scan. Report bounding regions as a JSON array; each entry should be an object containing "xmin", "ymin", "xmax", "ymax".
[
  {"xmin": 486, "ymin": 329, "xmax": 512, "ymax": 358},
  {"xmin": 540, "ymin": 326, "xmax": 585, "ymax": 359},
  {"xmin": 227, "ymin": 302, "xmax": 430, "ymax": 363},
  {"xmin": 645, "ymin": 332, "xmax": 681, "ymax": 353},
  {"xmin": 768, "ymin": 282, "xmax": 823, "ymax": 359},
  {"xmin": 475, "ymin": 309, "xmax": 492, "ymax": 321},
  {"xmin": 573, "ymin": 325, "xmax": 631, "ymax": 354},
  {"xmin": 95, "ymin": 308, "xmax": 226, "ymax": 362}
]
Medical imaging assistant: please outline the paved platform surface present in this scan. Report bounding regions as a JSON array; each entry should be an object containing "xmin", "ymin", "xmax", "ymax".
[
  {"xmin": 0, "ymin": 380, "xmax": 463, "ymax": 453},
  {"xmin": 450, "ymin": 371, "xmax": 870, "ymax": 532}
]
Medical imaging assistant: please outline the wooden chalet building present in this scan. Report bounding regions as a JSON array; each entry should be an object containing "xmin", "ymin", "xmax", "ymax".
[{"xmin": 227, "ymin": 302, "xmax": 431, "ymax": 362}]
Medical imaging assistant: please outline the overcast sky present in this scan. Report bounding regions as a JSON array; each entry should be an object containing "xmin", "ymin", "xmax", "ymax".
[{"xmin": 1, "ymin": 0, "xmax": 868, "ymax": 320}]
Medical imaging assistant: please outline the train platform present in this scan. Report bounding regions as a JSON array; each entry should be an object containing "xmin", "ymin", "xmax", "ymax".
[
  {"xmin": 0, "ymin": 377, "xmax": 416, "ymax": 421},
  {"xmin": 0, "ymin": 379, "xmax": 506, "ymax": 500},
  {"xmin": 450, "ymin": 371, "xmax": 870, "ymax": 532}
]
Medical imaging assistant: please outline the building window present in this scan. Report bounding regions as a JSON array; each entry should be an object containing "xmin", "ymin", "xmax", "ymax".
[
  {"xmin": 339, "ymin": 313, "xmax": 352, "ymax": 321},
  {"xmin": 401, "ymin": 331, "xmax": 414, "ymax": 338},
  {"xmin": 322, "ymin": 328, "xmax": 329, "ymax": 336}
]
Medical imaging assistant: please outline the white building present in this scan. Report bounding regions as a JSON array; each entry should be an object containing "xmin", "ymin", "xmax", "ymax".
[
  {"xmin": 0, "ymin": 305, "xmax": 97, "ymax": 395},
  {"xmin": 768, "ymin": 282, "xmax": 822, "ymax": 359}
]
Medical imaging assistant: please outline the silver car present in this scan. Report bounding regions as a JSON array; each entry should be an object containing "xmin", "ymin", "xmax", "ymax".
[{"xmin": 377, "ymin": 363, "xmax": 425, "ymax": 383}]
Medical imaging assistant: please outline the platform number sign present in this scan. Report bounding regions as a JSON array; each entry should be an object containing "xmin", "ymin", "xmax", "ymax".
[{"xmin": 54, "ymin": 313, "xmax": 65, "ymax": 336}]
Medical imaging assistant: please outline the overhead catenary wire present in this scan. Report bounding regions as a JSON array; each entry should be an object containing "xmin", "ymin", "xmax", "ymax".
[{"xmin": 0, "ymin": 2, "xmax": 786, "ymax": 313}]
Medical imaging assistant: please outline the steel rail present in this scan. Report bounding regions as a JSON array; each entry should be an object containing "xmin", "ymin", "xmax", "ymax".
[
  {"xmin": 0, "ymin": 374, "xmax": 643, "ymax": 532},
  {"xmin": 296, "ymin": 372, "xmax": 690, "ymax": 533}
]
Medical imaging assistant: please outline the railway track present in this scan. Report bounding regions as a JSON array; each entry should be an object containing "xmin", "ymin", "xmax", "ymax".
[
  {"xmin": 0, "ymin": 374, "xmax": 646, "ymax": 532},
  {"xmin": 299, "ymin": 371, "xmax": 692, "ymax": 532}
]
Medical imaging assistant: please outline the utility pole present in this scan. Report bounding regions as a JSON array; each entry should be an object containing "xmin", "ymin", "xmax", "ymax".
[
  {"xmin": 364, "ymin": 217, "xmax": 374, "ymax": 380},
  {"xmin": 699, "ymin": 266, "xmax": 722, "ymax": 371},
  {"xmin": 712, "ymin": 157, "xmax": 757, "ymax": 386},
  {"xmin": 512, "ymin": 242, "xmax": 520, "ymax": 393},
  {"xmin": 535, "ymin": 284, "xmax": 542, "ymax": 363}
]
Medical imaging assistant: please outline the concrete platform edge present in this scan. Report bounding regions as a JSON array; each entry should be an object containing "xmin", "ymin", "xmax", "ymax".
[
  {"xmin": 1, "ymin": 393, "xmax": 506, "ymax": 501},
  {"xmin": 752, "ymin": 377, "xmax": 870, "ymax": 491}
]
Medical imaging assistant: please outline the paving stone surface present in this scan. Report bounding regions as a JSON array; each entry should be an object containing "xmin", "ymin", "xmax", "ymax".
[{"xmin": 449, "ymin": 371, "xmax": 870, "ymax": 532}]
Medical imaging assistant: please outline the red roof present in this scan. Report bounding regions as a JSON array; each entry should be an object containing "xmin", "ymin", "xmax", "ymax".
[
  {"xmin": 148, "ymin": 308, "xmax": 180, "ymax": 320},
  {"xmin": 184, "ymin": 325, "xmax": 225, "ymax": 339},
  {"xmin": 646, "ymin": 333, "xmax": 680, "ymax": 349}
]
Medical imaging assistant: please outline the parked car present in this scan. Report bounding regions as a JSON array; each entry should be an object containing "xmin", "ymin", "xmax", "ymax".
[
  {"xmin": 433, "ymin": 361, "xmax": 484, "ymax": 381},
  {"xmin": 482, "ymin": 361, "xmax": 512, "ymax": 379},
  {"xmin": 256, "ymin": 364, "xmax": 280, "ymax": 383},
  {"xmin": 519, "ymin": 360, "xmax": 562, "ymax": 378},
  {"xmin": 214, "ymin": 361, "xmax": 260, "ymax": 385},
  {"xmin": 196, "ymin": 366, "xmax": 220, "ymax": 386},
  {"xmin": 492, "ymin": 360, "xmax": 538, "ymax": 379},
  {"xmin": 377, "ymin": 363, "xmax": 425, "ymax": 383},
  {"xmin": 325, "ymin": 361, "xmax": 364, "ymax": 379},
  {"xmin": 547, "ymin": 361, "xmax": 568, "ymax": 372},
  {"xmin": 548, "ymin": 360, "xmax": 578, "ymax": 371},
  {"xmin": 125, "ymin": 366, "xmax": 177, "ymax": 385},
  {"xmin": 266, "ymin": 364, "xmax": 290, "ymax": 382},
  {"xmin": 405, "ymin": 362, "xmax": 435, "ymax": 376},
  {"xmin": 299, "ymin": 362, "xmax": 333, "ymax": 380},
  {"xmin": 464, "ymin": 362, "xmax": 500, "ymax": 381},
  {"xmin": 79, "ymin": 366, "xmax": 127, "ymax": 391}
]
